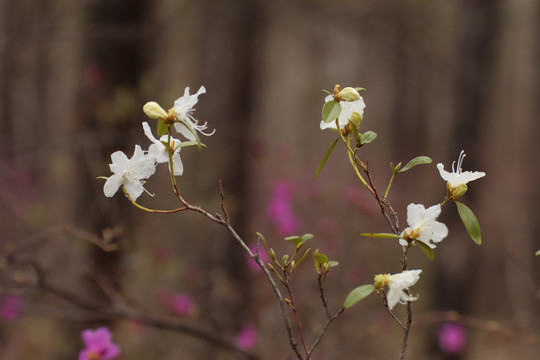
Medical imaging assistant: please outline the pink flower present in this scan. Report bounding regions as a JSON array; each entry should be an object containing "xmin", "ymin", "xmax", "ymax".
[
  {"xmin": 0, "ymin": 295, "xmax": 22, "ymax": 320},
  {"xmin": 171, "ymin": 293, "xmax": 195, "ymax": 317},
  {"xmin": 79, "ymin": 327, "xmax": 120, "ymax": 360},
  {"xmin": 235, "ymin": 324, "xmax": 258, "ymax": 350},
  {"xmin": 267, "ymin": 181, "xmax": 300, "ymax": 236},
  {"xmin": 438, "ymin": 323, "xmax": 466, "ymax": 354}
]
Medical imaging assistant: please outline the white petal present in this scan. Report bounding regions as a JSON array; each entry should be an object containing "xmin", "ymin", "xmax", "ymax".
[
  {"xmin": 424, "ymin": 204, "xmax": 442, "ymax": 222},
  {"xmin": 174, "ymin": 123, "xmax": 197, "ymax": 141},
  {"xmin": 142, "ymin": 122, "xmax": 159, "ymax": 144},
  {"xmin": 458, "ymin": 171, "xmax": 486, "ymax": 184},
  {"xmin": 418, "ymin": 221, "xmax": 448, "ymax": 245},
  {"xmin": 103, "ymin": 175, "xmax": 123, "ymax": 197},
  {"xmin": 436, "ymin": 163, "xmax": 453, "ymax": 182},
  {"xmin": 109, "ymin": 151, "xmax": 129, "ymax": 173},
  {"xmin": 148, "ymin": 143, "xmax": 168, "ymax": 163},
  {"xmin": 406, "ymin": 203, "xmax": 426, "ymax": 228},
  {"xmin": 170, "ymin": 152, "xmax": 183, "ymax": 176},
  {"xmin": 124, "ymin": 181, "xmax": 145, "ymax": 200}
]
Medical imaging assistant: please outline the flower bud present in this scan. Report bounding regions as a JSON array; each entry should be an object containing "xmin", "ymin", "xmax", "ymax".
[
  {"xmin": 143, "ymin": 101, "xmax": 168, "ymax": 120},
  {"xmin": 374, "ymin": 274, "xmax": 388, "ymax": 289},
  {"xmin": 448, "ymin": 182, "xmax": 468, "ymax": 199},
  {"xmin": 336, "ymin": 87, "xmax": 361, "ymax": 102},
  {"xmin": 350, "ymin": 110, "xmax": 363, "ymax": 128}
]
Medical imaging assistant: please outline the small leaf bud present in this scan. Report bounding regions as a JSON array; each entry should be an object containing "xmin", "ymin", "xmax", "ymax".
[
  {"xmin": 143, "ymin": 101, "xmax": 168, "ymax": 120},
  {"xmin": 350, "ymin": 110, "xmax": 363, "ymax": 128},
  {"xmin": 336, "ymin": 87, "xmax": 361, "ymax": 102}
]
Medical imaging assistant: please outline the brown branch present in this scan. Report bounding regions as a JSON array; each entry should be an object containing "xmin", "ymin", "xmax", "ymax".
[{"xmin": 8, "ymin": 258, "xmax": 257, "ymax": 360}]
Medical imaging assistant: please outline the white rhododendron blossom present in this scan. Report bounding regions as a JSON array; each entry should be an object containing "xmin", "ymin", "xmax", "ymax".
[
  {"xmin": 384, "ymin": 270, "xmax": 422, "ymax": 310},
  {"xmin": 320, "ymin": 94, "xmax": 366, "ymax": 131},
  {"xmin": 400, "ymin": 203, "xmax": 448, "ymax": 249},
  {"xmin": 437, "ymin": 150, "xmax": 485, "ymax": 189},
  {"xmin": 142, "ymin": 122, "xmax": 183, "ymax": 176},
  {"xmin": 103, "ymin": 145, "xmax": 156, "ymax": 200},
  {"xmin": 172, "ymin": 86, "xmax": 214, "ymax": 141}
]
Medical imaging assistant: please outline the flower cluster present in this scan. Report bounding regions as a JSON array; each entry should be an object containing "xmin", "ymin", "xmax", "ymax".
[
  {"xmin": 320, "ymin": 86, "xmax": 486, "ymax": 311},
  {"xmin": 102, "ymin": 86, "xmax": 211, "ymax": 200}
]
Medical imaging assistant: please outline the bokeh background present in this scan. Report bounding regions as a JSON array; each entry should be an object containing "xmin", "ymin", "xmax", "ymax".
[{"xmin": 1, "ymin": 0, "xmax": 539, "ymax": 359}]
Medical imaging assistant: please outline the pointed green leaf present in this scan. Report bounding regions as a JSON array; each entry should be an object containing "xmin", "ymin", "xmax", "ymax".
[
  {"xmin": 284, "ymin": 234, "xmax": 313, "ymax": 247},
  {"xmin": 344, "ymin": 284, "xmax": 375, "ymax": 309},
  {"xmin": 157, "ymin": 119, "xmax": 168, "ymax": 137},
  {"xmin": 314, "ymin": 137, "xmax": 339, "ymax": 179},
  {"xmin": 416, "ymin": 240, "xmax": 435, "ymax": 260},
  {"xmin": 354, "ymin": 87, "xmax": 367, "ymax": 92},
  {"xmin": 455, "ymin": 201, "xmax": 482, "ymax": 245},
  {"xmin": 300, "ymin": 233, "xmax": 314, "ymax": 245},
  {"xmin": 399, "ymin": 156, "xmax": 433, "ymax": 173},
  {"xmin": 390, "ymin": 162, "xmax": 402, "ymax": 173},
  {"xmin": 360, "ymin": 131, "xmax": 377, "ymax": 145},
  {"xmin": 325, "ymin": 260, "xmax": 339, "ymax": 270},
  {"xmin": 322, "ymin": 100, "xmax": 342, "ymax": 123},
  {"xmin": 360, "ymin": 232, "xmax": 402, "ymax": 239},
  {"xmin": 284, "ymin": 236, "xmax": 302, "ymax": 245}
]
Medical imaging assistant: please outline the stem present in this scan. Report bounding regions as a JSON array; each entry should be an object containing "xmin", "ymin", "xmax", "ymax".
[
  {"xmin": 384, "ymin": 170, "xmax": 397, "ymax": 200},
  {"xmin": 286, "ymin": 284, "xmax": 309, "ymax": 356},
  {"xmin": 399, "ymin": 302, "xmax": 413, "ymax": 360}
]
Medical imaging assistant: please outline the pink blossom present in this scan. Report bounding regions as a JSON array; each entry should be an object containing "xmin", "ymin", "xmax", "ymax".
[
  {"xmin": 0, "ymin": 295, "xmax": 22, "ymax": 320},
  {"xmin": 235, "ymin": 324, "xmax": 258, "ymax": 350},
  {"xmin": 171, "ymin": 293, "xmax": 195, "ymax": 317},
  {"xmin": 79, "ymin": 327, "xmax": 120, "ymax": 360},
  {"xmin": 267, "ymin": 180, "xmax": 300, "ymax": 236},
  {"xmin": 438, "ymin": 322, "xmax": 466, "ymax": 354}
]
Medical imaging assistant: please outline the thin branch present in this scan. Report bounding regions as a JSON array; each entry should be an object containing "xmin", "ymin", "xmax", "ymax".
[{"xmin": 8, "ymin": 258, "xmax": 257, "ymax": 360}]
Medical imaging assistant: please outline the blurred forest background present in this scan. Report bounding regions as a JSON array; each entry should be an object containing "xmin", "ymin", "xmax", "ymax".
[{"xmin": 1, "ymin": 0, "xmax": 539, "ymax": 359}]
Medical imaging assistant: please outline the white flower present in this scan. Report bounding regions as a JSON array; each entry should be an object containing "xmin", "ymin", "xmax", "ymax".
[
  {"xmin": 142, "ymin": 122, "xmax": 183, "ymax": 176},
  {"xmin": 400, "ymin": 203, "xmax": 448, "ymax": 249},
  {"xmin": 103, "ymin": 145, "xmax": 156, "ymax": 200},
  {"xmin": 172, "ymin": 86, "xmax": 214, "ymax": 141},
  {"xmin": 437, "ymin": 150, "xmax": 485, "ymax": 189},
  {"xmin": 320, "ymin": 94, "xmax": 366, "ymax": 131},
  {"xmin": 385, "ymin": 270, "xmax": 422, "ymax": 310}
]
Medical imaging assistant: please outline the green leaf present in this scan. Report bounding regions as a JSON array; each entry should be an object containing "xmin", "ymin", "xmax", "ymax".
[
  {"xmin": 455, "ymin": 201, "xmax": 482, "ymax": 245},
  {"xmin": 399, "ymin": 156, "xmax": 433, "ymax": 173},
  {"xmin": 360, "ymin": 232, "xmax": 402, "ymax": 239},
  {"xmin": 325, "ymin": 260, "xmax": 339, "ymax": 270},
  {"xmin": 354, "ymin": 87, "xmax": 367, "ymax": 92},
  {"xmin": 284, "ymin": 233, "xmax": 314, "ymax": 248},
  {"xmin": 360, "ymin": 131, "xmax": 377, "ymax": 145},
  {"xmin": 313, "ymin": 137, "xmax": 339, "ymax": 179},
  {"xmin": 344, "ymin": 284, "xmax": 375, "ymax": 309},
  {"xmin": 390, "ymin": 162, "xmax": 402, "ymax": 173},
  {"xmin": 157, "ymin": 119, "xmax": 168, "ymax": 137},
  {"xmin": 313, "ymin": 250, "xmax": 329, "ymax": 272},
  {"xmin": 322, "ymin": 100, "xmax": 342, "ymax": 123},
  {"xmin": 416, "ymin": 240, "xmax": 435, "ymax": 260}
]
